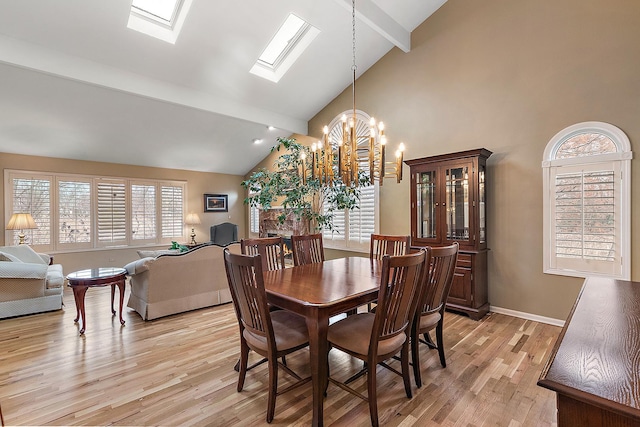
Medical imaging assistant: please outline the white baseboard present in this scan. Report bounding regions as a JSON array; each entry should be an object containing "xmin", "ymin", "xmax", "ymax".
[{"xmin": 490, "ymin": 306, "xmax": 565, "ymax": 327}]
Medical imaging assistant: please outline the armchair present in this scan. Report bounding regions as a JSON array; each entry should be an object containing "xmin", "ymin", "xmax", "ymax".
[
  {"xmin": 0, "ymin": 245, "xmax": 64, "ymax": 319},
  {"xmin": 210, "ymin": 222, "xmax": 238, "ymax": 246}
]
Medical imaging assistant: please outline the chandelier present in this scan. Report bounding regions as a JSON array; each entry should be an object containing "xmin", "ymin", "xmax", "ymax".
[{"xmin": 307, "ymin": 0, "xmax": 405, "ymax": 187}]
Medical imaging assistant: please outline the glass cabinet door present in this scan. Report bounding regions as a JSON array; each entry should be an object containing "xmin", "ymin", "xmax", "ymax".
[
  {"xmin": 479, "ymin": 164, "xmax": 486, "ymax": 244},
  {"xmin": 445, "ymin": 165, "xmax": 470, "ymax": 242},
  {"xmin": 416, "ymin": 170, "xmax": 437, "ymax": 239}
]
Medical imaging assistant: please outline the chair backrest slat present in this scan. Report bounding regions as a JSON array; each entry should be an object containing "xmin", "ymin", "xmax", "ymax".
[
  {"xmin": 372, "ymin": 250, "xmax": 428, "ymax": 346},
  {"xmin": 241, "ymin": 236, "xmax": 286, "ymax": 271},
  {"xmin": 411, "ymin": 243, "xmax": 459, "ymax": 316},
  {"xmin": 224, "ymin": 249, "xmax": 274, "ymax": 343},
  {"xmin": 370, "ymin": 234, "xmax": 410, "ymax": 260},
  {"xmin": 291, "ymin": 233, "xmax": 325, "ymax": 266}
]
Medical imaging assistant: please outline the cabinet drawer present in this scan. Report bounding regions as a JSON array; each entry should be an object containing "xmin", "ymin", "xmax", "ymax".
[{"xmin": 457, "ymin": 253, "xmax": 472, "ymax": 268}]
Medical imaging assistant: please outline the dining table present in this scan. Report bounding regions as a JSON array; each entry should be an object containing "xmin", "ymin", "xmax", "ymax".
[{"xmin": 263, "ymin": 256, "xmax": 383, "ymax": 427}]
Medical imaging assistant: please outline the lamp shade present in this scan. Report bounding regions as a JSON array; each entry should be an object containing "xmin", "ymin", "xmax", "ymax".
[
  {"xmin": 6, "ymin": 213, "xmax": 37, "ymax": 230},
  {"xmin": 185, "ymin": 213, "xmax": 201, "ymax": 226}
]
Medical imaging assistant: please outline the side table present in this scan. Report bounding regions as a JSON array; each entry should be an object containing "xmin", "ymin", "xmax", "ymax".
[{"xmin": 67, "ymin": 267, "xmax": 127, "ymax": 335}]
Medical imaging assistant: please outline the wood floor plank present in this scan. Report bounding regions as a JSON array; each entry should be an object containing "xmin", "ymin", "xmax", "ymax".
[{"xmin": 0, "ymin": 286, "xmax": 559, "ymax": 426}]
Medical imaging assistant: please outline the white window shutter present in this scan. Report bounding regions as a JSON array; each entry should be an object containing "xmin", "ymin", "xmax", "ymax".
[
  {"xmin": 58, "ymin": 180, "xmax": 91, "ymax": 245},
  {"xmin": 11, "ymin": 176, "xmax": 52, "ymax": 248},
  {"xmin": 97, "ymin": 180, "xmax": 127, "ymax": 244},
  {"xmin": 131, "ymin": 184, "xmax": 157, "ymax": 241},
  {"xmin": 161, "ymin": 185, "xmax": 184, "ymax": 239}
]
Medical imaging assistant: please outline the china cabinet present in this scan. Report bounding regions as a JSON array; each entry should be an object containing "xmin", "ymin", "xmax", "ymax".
[{"xmin": 406, "ymin": 148, "xmax": 492, "ymax": 320}]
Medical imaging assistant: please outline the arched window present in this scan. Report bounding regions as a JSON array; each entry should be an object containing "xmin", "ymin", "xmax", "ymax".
[
  {"xmin": 322, "ymin": 110, "xmax": 379, "ymax": 251},
  {"xmin": 542, "ymin": 122, "xmax": 632, "ymax": 279}
]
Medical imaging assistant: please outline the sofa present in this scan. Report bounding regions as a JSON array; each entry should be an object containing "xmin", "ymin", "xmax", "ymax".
[
  {"xmin": 0, "ymin": 245, "xmax": 65, "ymax": 319},
  {"xmin": 125, "ymin": 242, "xmax": 241, "ymax": 320}
]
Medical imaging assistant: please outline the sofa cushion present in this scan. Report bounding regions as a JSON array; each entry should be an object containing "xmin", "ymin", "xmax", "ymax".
[
  {"xmin": 0, "ymin": 252, "xmax": 21, "ymax": 262},
  {"xmin": 125, "ymin": 257, "xmax": 155, "ymax": 275},
  {"xmin": 0, "ymin": 261, "xmax": 47, "ymax": 279},
  {"xmin": 137, "ymin": 249, "xmax": 179, "ymax": 258},
  {"xmin": 46, "ymin": 264, "xmax": 65, "ymax": 289},
  {"xmin": 0, "ymin": 245, "xmax": 45, "ymax": 264}
]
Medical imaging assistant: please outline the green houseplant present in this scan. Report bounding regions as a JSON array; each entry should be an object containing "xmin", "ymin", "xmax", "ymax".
[{"xmin": 241, "ymin": 137, "xmax": 370, "ymax": 232}]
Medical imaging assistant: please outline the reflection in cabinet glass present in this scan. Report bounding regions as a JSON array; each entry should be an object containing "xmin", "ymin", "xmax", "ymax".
[
  {"xmin": 446, "ymin": 165, "xmax": 469, "ymax": 241},
  {"xmin": 406, "ymin": 149, "xmax": 492, "ymax": 320},
  {"xmin": 417, "ymin": 170, "xmax": 437, "ymax": 239}
]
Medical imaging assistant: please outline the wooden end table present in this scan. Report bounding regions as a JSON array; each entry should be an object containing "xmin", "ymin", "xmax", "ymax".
[{"xmin": 67, "ymin": 267, "xmax": 127, "ymax": 335}]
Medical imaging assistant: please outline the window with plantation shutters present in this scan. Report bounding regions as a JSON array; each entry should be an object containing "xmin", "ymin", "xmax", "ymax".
[
  {"xmin": 131, "ymin": 183, "xmax": 156, "ymax": 241},
  {"xmin": 59, "ymin": 179, "xmax": 91, "ymax": 246},
  {"xmin": 542, "ymin": 122, "xmax": 632, "ymax": 280},
  {"xmin": 97, "ymin": 180, "xmax": 127, "ymax": 245},
  {"xmin": 249, "ymin": 204, "xmax": 260, "ymax": 234},
  {"xmin": 322, "ymin": 183, "xmax": 376, "ymax": 251},
  {"xmin": 321, "ymin": 110, "xmax": 379, "ymax": 252},
  {"xmin": 161, "ymin": 185, "xmax": 183, "ymax": 238},
  {"xmin": 10, "ymin": 175, "xmax": 52, "ymax": 247},
  {"xmin": 5, "ymin": 170, "xmax": 186, "ymax": 251}
]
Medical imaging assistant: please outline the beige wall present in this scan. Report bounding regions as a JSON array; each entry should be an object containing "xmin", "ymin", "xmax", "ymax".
[
  {"xmin": 309, "ymin": 0, "xmax": 640, "ymax": 321},
  {"xmin": 1, "ymin": 152, "xmax": 246, "ymax": 272}
]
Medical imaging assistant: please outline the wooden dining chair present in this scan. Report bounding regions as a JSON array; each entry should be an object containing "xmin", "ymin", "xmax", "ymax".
[
  {"xmin": 241, "ymin": 236, "xmax": 286, "ymax": 271},
  {"xmin": 223, "ymin": 249, "xmax": 311, "ymax": 423},
  {"xmin": 327, "ymin": 249, "xmax": 428, "ymax": 427},
  {"xmin": 367, "ymin": 234, "xmax": 411, "ymax": 310},
  {"xmin": 410, "ymin": 242, "xmax": 458, "ymax": 388},
  {"xmin": 291, "ymin": 233, "xmax": 324, "ymax": 266},
  {"xmin": 369, "ymin": 234, "xmax": 410, "ymax": 260}
]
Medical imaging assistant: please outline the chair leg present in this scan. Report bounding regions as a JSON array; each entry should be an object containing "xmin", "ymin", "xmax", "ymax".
[
  {"xmin": 367, "ymin": 360, "xmax": 379, "ymax": 427},
  {"xmin": 401, "ymin": 343, "xmax": 413, "ymax": 399},
  {"xmin": 423, "ymin": 331, "xmax": 436, "ymax": 348},
  {"xmin": 237, "ymin": 339, "xmax": 250, "ymax": 392},
  {"xmin": 266, "ymin": 357, "xmax": 278, "ymax": 423},
  {"xmin": 436, "ymin": 321, "xmax": 446, "ymax": 368},
  {"xmin": 411, "ymin": 325, "xmax": 422, "ymax": 388}
]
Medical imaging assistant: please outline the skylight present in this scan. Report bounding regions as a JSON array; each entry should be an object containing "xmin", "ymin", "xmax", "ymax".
[
  {"xmin": 250, "ymin": 13, "xmax": 320, "ymax": 83},
  {"xmin": 127, "ymin": 0, "xmax": 193, "ymax": 44},
  {"xmin": 131, "ymin": 0, "xmax": 179, "ymax": 25}
]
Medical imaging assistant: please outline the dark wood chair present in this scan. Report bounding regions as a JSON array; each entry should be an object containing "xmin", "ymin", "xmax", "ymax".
[
  {"xmin": 223, "ymin": 249, "xmax": 311, "ymax": 423},
  {"xmin": 367, "ymin": 234, "xmax": 411, "ymax": 310},
  {"xmin": 291, "ymin": 233, "xmax": 324, "ymax": 266},
  {"xmin": 327, "ymin": 250, "xmax": 429, "ymax": 427},
  {"xmin": 410, "ymin": 242, "xmax": 458, "ymax": 388},
  {"xmin": 241, "ymin": 236, "xmax": 286, "ymax": 271},
  {"xmin": 369, "ymin": 234, "xmax": 410, "ymax": 260}
]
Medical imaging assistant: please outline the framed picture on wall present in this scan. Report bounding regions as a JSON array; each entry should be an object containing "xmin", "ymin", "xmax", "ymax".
[{"xmin": 204, "ymin": 194, "xmax": 228, "ymax": 212}]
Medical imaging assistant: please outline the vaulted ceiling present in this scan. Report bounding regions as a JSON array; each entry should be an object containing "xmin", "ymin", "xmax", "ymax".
[{"xmin": 0, "ymin": 0, "xmax": 446, "ymax": 175}]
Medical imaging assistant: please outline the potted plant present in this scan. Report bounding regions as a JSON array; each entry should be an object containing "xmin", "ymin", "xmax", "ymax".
[{"xmin": 241, "ymin": 137, "xmax": 370, "ymax": 232}]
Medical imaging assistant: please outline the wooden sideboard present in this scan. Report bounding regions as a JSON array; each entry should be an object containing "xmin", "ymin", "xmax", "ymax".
[{"xmin": 538, "ymin": 277, "xmax": 640, "ymax": 426}]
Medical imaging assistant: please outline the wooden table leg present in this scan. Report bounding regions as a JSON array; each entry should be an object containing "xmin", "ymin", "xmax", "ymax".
[
  {"xmin": 116, "ymin": 280, "xmax": 125, "ymax": 326},
  {"xmin": 306, "ymin": 309, "xmax": 329, "ymax": 427},
  {"xmin": 110, "ymin": 284, "xmax": 116, "ymax": 315},
  {"xmin": 72, "ymin": 286, "xmax": 88, "ymax": 335}
]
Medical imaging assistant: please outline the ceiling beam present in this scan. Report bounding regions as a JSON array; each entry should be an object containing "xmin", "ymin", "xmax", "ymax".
[{"xmin": 333, "ymin": 0, "xmax": 411, "ymax": 53}]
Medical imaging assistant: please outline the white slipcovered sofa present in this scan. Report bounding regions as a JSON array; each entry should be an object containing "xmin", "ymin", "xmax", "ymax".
[
  {"xmin": 125, "ymin": 243, "xmax": 240, "ymax": 320},
  {"xmin": 0, "ymin": 245, "xmax": 65, "ymax": 319}
]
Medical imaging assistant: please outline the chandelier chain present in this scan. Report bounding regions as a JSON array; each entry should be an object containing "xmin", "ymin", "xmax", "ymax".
[{"xmin": 352, "ymin": 0, "xmax": 357, "ymax": 73}]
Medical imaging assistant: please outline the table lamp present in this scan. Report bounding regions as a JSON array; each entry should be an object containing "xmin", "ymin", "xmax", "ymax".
[
  {"xmin": 6, "ymin": 212, "xmax": 38, "ymax": 245},
  {"xmin": 185, "ymin": 213, "xmax": 201, "ymax": 245}
]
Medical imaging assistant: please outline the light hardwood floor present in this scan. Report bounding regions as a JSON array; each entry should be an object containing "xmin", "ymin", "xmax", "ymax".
[{"xmin": 0, "ymin": 286, "xmax": 560, "ymax": 426}]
